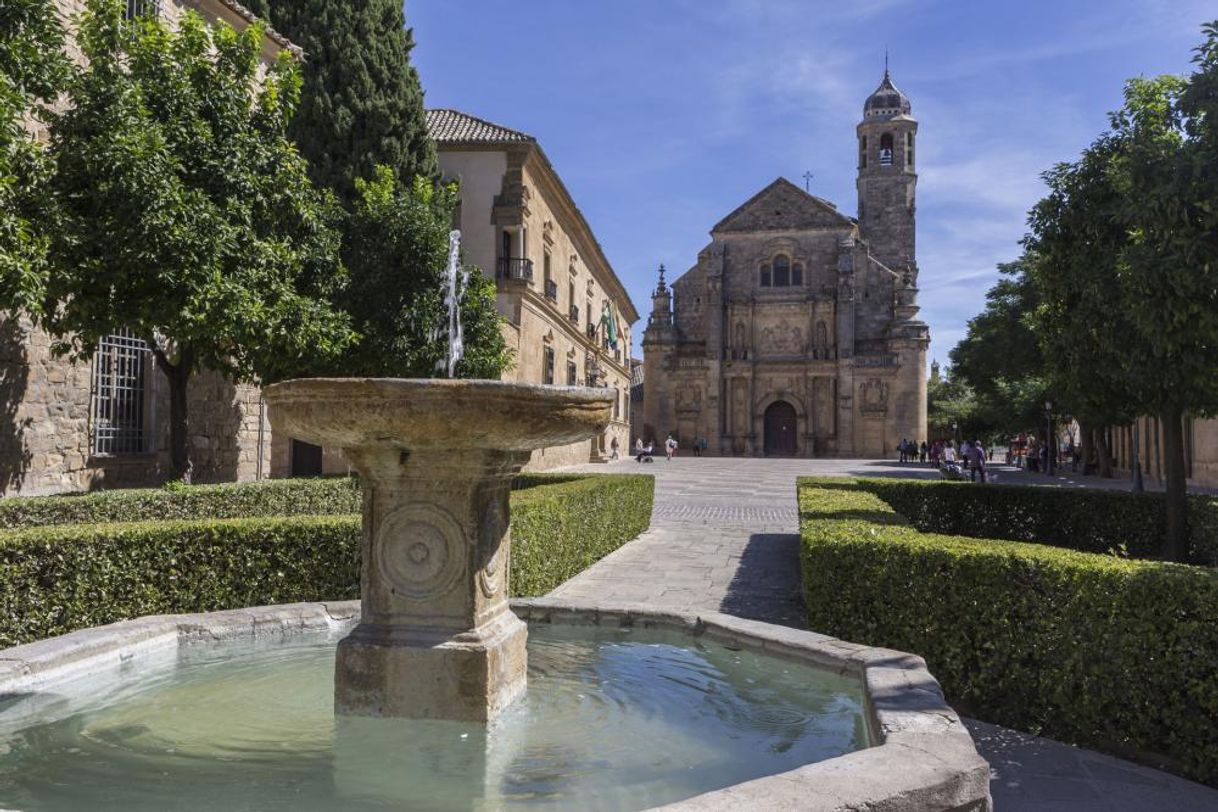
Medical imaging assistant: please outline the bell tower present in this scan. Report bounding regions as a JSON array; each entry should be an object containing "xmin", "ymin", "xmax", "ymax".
[{"xmin": 856, "ymin": 65, "xmax": 918, "ymax": 280}]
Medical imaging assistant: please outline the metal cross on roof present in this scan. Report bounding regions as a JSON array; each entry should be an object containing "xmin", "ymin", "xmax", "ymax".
[{"xmin": 803, "ymin": 171, "xmax": 814, "ymax": 192}]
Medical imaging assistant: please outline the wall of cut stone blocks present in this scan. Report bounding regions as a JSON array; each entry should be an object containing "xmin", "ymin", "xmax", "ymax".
[{"xmin": 0, "ymin": 316, "xmax": 269, "ymax": 495}]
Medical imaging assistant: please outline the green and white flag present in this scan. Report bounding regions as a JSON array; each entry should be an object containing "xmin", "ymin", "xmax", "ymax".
[{"xmin": 601, "ymin": 301, "xmax": 618, "ymax": 349}]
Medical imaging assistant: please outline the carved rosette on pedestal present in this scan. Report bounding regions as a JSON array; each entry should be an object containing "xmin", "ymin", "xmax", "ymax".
[{"xmin": 264, "ymin": 379, "xmax": 613, "ymax": 723}]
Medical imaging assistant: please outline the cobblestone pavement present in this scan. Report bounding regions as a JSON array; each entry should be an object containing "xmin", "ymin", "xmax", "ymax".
[{"xmin": 550, "ymin": 456, "xmax": 1218, "ymax": 812}]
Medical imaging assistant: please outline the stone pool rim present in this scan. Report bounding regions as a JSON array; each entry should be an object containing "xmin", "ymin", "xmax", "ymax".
[{"xmin": 0, "ymin": 599, "xmax": 992, "ymax": 812}]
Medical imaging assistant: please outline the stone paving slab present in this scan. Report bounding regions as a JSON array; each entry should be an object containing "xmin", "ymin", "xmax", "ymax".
[{"xmin": 554, "ymin": 456, "xmax": 1218, "ymax": 811}]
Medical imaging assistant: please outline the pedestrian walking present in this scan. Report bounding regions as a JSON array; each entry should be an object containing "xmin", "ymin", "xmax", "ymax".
[
  {"xmin": 610, "ymin": 436, "xmax": 620, "ymax": 460},
  {"xmin": 665, "ymin": 434, "xmax": 677, "ymax": 461},
  {"xmin": 919, "ymin": 441, "xmax": 927, "ymax": 464},
  {"xmin": 969, "ymin": 440, "xmax": 988, "ymax": 483}
]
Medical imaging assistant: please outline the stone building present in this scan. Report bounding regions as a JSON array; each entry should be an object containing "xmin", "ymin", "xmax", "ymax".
[
  {"xmin": 1109, "ymin": 417, "xmax": 1218, "ymax": 490},
  {"xmin": 0, "ymin": 0, "xmax": 294, "ymax": 495},
  {"xmin": 425, "ymin": 109, "xmax": 638, "ymax": 469},
  {"xmin": 642, "ymin": 71, "xmax": 929, "ymax": 457}
]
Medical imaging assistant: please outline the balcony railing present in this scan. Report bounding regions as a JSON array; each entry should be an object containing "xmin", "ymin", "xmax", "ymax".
[
  {"xmin": 496, "ymin": 257, "xmax": 534, "ymax": 282},
  {"xmin": 544, "ymin": 279, "xmax": 558, "ymax": 302},
  {"xmin": 569, "ymin": 305, "xmax": 580, "ymax": 324}
]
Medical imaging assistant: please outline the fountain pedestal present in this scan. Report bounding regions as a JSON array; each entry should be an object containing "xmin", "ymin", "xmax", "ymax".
[
  {"xmin": 337, "ymin": 447, "xmax": 528, "ymax": 721},
  {"xmin": 264, "ymin": 379, "xmax": 612, "ymax": 722}
]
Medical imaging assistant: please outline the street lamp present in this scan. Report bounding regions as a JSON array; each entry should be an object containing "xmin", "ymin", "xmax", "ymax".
[
  {"xmin": 952, "ymin": 421, "xmax": 959, "ymax": 446},
  {"xmin": 1045, "ymin": 401, "xmax": 1055, "ymax": 477}
]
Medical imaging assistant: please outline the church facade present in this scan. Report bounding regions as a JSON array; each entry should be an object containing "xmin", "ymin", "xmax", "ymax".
[{"xmin": 641, "ymin": 71, "xmax": 929, "ymax": 457}]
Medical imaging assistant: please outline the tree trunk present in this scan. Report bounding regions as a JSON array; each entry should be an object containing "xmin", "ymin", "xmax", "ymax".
[
  {"xmin": 1161, "ymin": 404, "xmax": 1189, "ymax": 563},
  {"xmin": 1094, "ymin": 427, "xmax": 1114, "ymax": 478},
  {"xmin": 1080, "ymin": 421, "xmax": 1095, "ymax": 475},
  {"xmin": 154, "ymin": 345, "xmax": 195, "ymax": 483}
]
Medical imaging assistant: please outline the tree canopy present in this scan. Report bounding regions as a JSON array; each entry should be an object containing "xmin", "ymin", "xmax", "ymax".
[
  {"xmin": 0, "ymin": 0, "xmax": 67, "ymax": 312},
  {"xmin": 948, "ymin": 258, "xmax": 1047, "ymax": 436},
  {"xmin": 301, "ymin": 167, "xmax": 510, "ymax": 380},
  {"xmin": 41, "ymin": 0, "xmax": 353, "ymax": 479},
  {"xmin": 263, "ymin": 0, "xmax": 438, "ymax": 206}
]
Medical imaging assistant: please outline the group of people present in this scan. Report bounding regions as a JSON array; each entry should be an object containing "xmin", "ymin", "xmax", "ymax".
[
  {"xmin": 628, "ymin": 435, "xmax": 712, "ymax": 462},
  {"xmin": 899, "ymin": 437, "xmax": 991, "ymax": 483}
]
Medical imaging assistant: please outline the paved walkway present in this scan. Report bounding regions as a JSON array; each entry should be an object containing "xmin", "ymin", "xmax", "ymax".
[{"xmin": 550, "ymin": 457, "xmax": 1218, "ymax": 812}]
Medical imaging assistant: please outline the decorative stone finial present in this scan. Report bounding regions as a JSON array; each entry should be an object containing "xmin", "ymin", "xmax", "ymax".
[{"xmin": 656, "ymin": 263, "xmax": 668, "ymax": 294}]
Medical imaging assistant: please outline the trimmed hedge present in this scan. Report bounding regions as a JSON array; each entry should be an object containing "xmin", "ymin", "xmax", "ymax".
[
  {"xmin": 0, "ymin": 474, "xmax": 653, "ymax": 648},
  {"xmin": 0, "ymin": 477, "xmax": 362, "ymax": 529},
  {"xmin": 798, "ymin": 477, "xmax": 1218, "ymax": 785},
  {"xmin": 510, "ymin": 474, "xmax": 654, "ymax": 596},
  {"xmin": 854, "ymin": 477, "xmax": 1218, "ymax": 565}
]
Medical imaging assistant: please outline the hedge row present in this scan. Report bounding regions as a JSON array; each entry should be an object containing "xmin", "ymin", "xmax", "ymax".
[
  {"xmin": 854, "ymin": 477, "xmax": 1218, "ymax": 565},
  {"xmin": 510, "ymin": 474, "xmax": 654, "ymax": 596},
  {"xmin": 0, "ymin": 477, "xmax": 363, "ymax": 528},
  {"xmin": 797, "ymin": 477, "xmax": 1218, "ymax": 786},
  {"xmin": 0, "ymin": 474, "xmax": 653, "ymax": 648}
]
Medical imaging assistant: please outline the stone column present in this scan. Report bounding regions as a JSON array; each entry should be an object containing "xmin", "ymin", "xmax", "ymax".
[{"xmin": 336, "ymin": 446, "xmax": 529, "ymax": 722}]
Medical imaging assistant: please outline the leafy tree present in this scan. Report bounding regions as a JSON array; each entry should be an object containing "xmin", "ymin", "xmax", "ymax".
[
  {"xmin": 1109, "ymin": 58, "xmax": 1218, "ymax": 560},
  {"xmin": 0, "ymin": 0, "xmax": 67, "ymax": 311},
  {"xmin": 302, "ymin": 166, "xmax": 510, "ymax": 379},
  {"xmin": 1025, "ymin": 138, "xmax": 1140, "ymax": 479},
  {"xmin": 1023, "ymin": 25, "xmax": 1218, "ymax": 560},
  {"xmin": 263, "ymin": 0, "xmax": 438, "ymax": 206},
  {"xmin": 949, "ymin": 258, "xmax": 1049, "ymax": 438},
  {"xmin": 42, "ymin": 0, "xmax": 354, "ymax": 481},
  {"xmin": 927, "ymin": 370, "xmax": 990, "ymax": 444}
]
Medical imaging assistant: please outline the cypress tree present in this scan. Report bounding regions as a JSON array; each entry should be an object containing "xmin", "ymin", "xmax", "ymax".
[{"xmin": 266, "ymin": 0, "xmax": 438, "ymax": 205}]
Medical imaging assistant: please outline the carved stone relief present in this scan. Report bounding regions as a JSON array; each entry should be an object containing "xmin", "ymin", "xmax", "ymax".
[
  {"xmin": 859, "ymin": 378, "xmax": 889, "ymax": 415},
  {"xmin": 760, "ymin": 319, "xmax": 803, "ymax": 355}
]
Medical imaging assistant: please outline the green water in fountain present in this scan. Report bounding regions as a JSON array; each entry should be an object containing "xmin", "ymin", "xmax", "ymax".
[{"xmin": 0, "ymin": 625, "xmax": 870, "ymax": 811}]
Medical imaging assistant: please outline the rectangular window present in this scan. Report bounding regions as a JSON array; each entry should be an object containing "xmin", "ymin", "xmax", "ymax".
[
  {"xmin": 567, "ymin": 360, "xmax": 577, "ymax": 386},
  {"xmin": 613, "ymin": 387, "xmax": 620, "ymax": 419},
  {"xmin": 124, "ymin": 0, "xmax": 161, "ymax": 19},
  {"xmin": 543, "ymin": 347, "xmax": 555, "ymax": 385},
  {"xmin": 760, "ymin": 268, "xmax": 772, "ymax": 287},
  {"xmin": 90, "ymin": 330, "xmax": 151, "ymax": 455},
  {"xmin": 792, "ymin": 264, "xmax": 804, "ymax": 286}
]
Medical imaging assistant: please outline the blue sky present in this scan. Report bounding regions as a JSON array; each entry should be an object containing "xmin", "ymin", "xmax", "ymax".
[{"xmin": 409, "ymin": 0, "xmax": 1213, "ymax": 366}]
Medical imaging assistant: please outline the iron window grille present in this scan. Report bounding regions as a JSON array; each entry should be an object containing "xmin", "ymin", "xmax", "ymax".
[
  {"xmin": 91, "ymin": 330, "xmax": 151, "ymax": 455},
  {"xmin": 124, "ymin": 0, "xmax": 162, "ymax": 20}
]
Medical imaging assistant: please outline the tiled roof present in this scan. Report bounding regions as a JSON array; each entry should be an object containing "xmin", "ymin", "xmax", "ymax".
[
  {"xmin": 426, "ymin": 109, "xmax": 535, "ymax": 145},
  {"xmin": 211, "ymin": 0, "xmax": 299, "ymax": 55}
]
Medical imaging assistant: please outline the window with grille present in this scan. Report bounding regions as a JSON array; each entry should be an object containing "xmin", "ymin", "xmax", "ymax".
[
  {"xmin": 543, "ymin": 347, "xmax": 555, "ymax": 385},
  {"xmin": 91, "ymin": 330, "xmax": 151, "ymax": 455},
  {"xmin": 567, "ymin": 360, "xmax": 577, "ymax": 386},
  {"xmin": 124, "ymin": 0, "xmax": 162, "ymax": 20}
]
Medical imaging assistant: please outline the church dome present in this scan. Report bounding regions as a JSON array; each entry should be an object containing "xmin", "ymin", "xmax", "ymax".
[{"xmin": 864, "ymin": 71, "xmax": 912, "ymax": 119}]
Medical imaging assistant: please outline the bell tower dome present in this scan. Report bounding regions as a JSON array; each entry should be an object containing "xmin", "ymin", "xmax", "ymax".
[{"xmin": 856, "ymin": 65, "xmax": 918, "ymax": 279}]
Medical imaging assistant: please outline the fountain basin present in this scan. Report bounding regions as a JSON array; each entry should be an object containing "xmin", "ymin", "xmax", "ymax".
[
  {"xmin": 264, "ymin": 378, "xmax": 614, "ymax": 452},
  {"xmin": 0, "ymin": 600, "xmax": 991, "ymax": 811}
]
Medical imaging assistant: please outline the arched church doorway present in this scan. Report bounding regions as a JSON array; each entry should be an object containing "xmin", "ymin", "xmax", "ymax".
[{"xmin": 763, "ymin": 401, "xmax": 797, "ymax": 456}]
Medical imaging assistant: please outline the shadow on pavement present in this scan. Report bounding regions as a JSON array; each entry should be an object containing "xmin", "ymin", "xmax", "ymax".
[{"xmin": 718, "ymin": 533, "xmax": 807, "ymax": 629}]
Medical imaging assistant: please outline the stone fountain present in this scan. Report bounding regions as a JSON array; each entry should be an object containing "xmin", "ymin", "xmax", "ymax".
[{"xmin": 264, "ymin": 377, "xmax": 612, "ymax": 721}]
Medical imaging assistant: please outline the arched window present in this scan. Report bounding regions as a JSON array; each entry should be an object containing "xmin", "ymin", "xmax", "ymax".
[
  {"xmin": 879, "ymin": 133, "xmax": 894, "ymax": 166},
  {"xmin": 859, "ymin": 136, "xmax": 867, "ymax": 169},
  {"xmin": 906, "ymin": 132, "xmax": 914, "ymax": 168},
  {"xmin": 791, "ymin": 262, "xmax": 804, "ymax": 286},
  {"xmin": 772, "ymin": 255, "xmax": 790, "ymax": 287},
  {"xmin": 759, "ymin": 262, "xmax": 771, "ymax": 287}
]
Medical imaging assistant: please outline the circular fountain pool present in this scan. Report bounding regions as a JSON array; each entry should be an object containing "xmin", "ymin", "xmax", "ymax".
[
  {"xmin": 0, "ymin": 624, "xmax": 866, "ymax": 811},
  {"xmin": 0, "ymin": 601, "xmax": 991, "ymax": 811}
]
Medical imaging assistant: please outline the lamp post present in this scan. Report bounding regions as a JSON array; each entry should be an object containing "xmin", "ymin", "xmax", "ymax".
[
  {"xmin": 1045, "ymin": 401, "xmax": 1055, "ymax": 477},
  {"xmin": 952, "ymin": 421, "xmax": 959, "ymax": 446}
]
